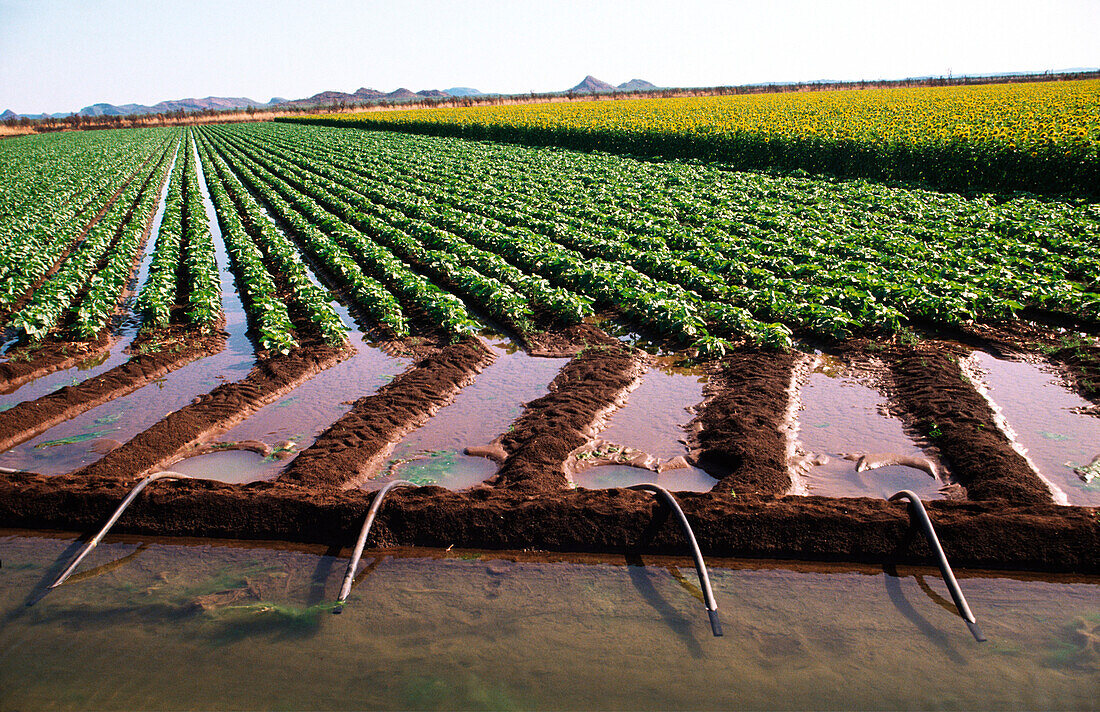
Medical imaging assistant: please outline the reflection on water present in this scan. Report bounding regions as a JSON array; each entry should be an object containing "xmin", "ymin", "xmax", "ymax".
[
  {"xmin": 971, "ymin": 352, "xmax": 1100, "ymax": 507},
  {"xmin": 1, "ymin": 532, "xmax": 1097, "ymax": 711},
  {"xmin": 368, "ymin": 339, "xmax": 568, "ymax": 491},
  {"xmin": 572, "ymin": 464, "xmax": 715, "ymax": 492},
  {"xmin": 169, "ymin": 449, "xmax": 277, "ymax": 484},
  {"xmin": 796, "ymin": 357, "xmax": 944, "ymax": 500}
]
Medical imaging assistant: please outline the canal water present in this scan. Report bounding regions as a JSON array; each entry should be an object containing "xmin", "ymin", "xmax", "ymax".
[{"xmin": 1, "ymin": 531, "xmax": 1096, "ymax": 711}]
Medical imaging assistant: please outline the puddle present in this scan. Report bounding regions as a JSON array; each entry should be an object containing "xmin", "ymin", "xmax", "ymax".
[
  {"xmin": 365, "ymin": 337, "xmax": 568, "ymax": 490},
  {"xmin": 2, "ymin": 532, "xmax": 1098, "ymax": 711},
  {"xmin": 969, "ymin": 352, "xmax": 1100, "ymax": 506},
  {"xmin": 794, "ymin": 356, "xmax": 945, "ymax": 500},
  {"xmin": 572, "ymin": 464, "xmax": 716, "ymax": 492},
  {"xmin": 0, "ymin": 141, "xmax": 180, "ymax": 409},
  {"xmin": 170, "ymin": 449, "xmax": 276, "ymax": 484},
  {"xmin": 0, "ymin": 146, "xmax": 256, "ymax": 475}
]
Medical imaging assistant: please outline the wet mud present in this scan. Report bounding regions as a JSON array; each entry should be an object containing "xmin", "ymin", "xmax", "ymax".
[
  {"xmin": 69, "ymin": 340, "xmax": 350, "ymax": 481},
  {"xmin": 0, "ymin": 469, "xmax": 1095, "ymax": 573},
  {"xmin": 688, "ymin": 350, "xmax": 797, "ymax": 496},
  {"xmin": 278, "ymin": 337, "xmax": 495, "ymax": 489},
  {"xmin": 0, "ymin": 328, "xmax": 224, "ymax": 453},
  {"xmin": 490, "ymin": 341, "xmax": 645, "ymax": 493},
  {"xmin": 885, "ymin": 345, "xmax": 1055, "ymax": 504}
]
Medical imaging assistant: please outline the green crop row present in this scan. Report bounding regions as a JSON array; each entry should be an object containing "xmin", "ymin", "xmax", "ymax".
[
  {"xmin": 135, "ymin": 131, "xmax": 188, "ymax": 328},
  {"xmin": 180, "ymin": 130, "xmax": 221, "ymax": 327},
  {"xmin": 6, "ymin": 140, "xmax": 174, "ymax": 340},
  {"xmin": 195, "ymin": 131, "xmax": 347, "ymax": 347},
  {"xmin": 235, "ymin": 122, "xmax": 1099, "ymax": 343},
  {"xmin": 0, "ymin": 131, "xmax": 173, "ymax": 312},
  {"xmin": 197, "ymin": 129, "xmax": 474, "ymax": 340},
  {"xmin": 195, "ymin": 135, "xmax": 407, "ymax": 337},
  {"xmin": 211, "ymin": 124, "xmax": 789, "ymax": 349},
  {"xmin": 188, "ymin": 132, "xmax": 295, "ymax": 353},
  {"xmin": 205, "ymin": 130, "xmax": 535, "ymax": 336},
  {"xmin": 72, "ymin": 139, "xmax": 179, "ymax": 338}
]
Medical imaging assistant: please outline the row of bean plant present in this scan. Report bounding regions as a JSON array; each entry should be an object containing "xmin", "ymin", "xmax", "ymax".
[
  {"xmin": 6, "ymin": 140, "xmax": 175, "ymax": 339},
  {"xmin": 233, "ymin": 123, "xmax": 1100, "ymax": 340},
  {"xmin": 195, "ymin": 131, "xmax": 347, "ymax": 347}
]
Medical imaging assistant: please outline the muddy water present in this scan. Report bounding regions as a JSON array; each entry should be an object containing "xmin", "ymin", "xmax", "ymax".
[
  {"xmin": 970, "ymin": 352, "xmax": 1100, "ymax": 507},
  {"xmin": 2, "ymin": 532, "xmax": 1097, "ymax": 711},
  {"xmin": 198, "ymin": 303, "xmax": 407, "ymax": 483},
  {"xmin": 367, "ymin": 337, "xmax": 568, "ymax": 491},
  {"xmin": 0, "ymin": 143, "xmax": 180, "ymax": 409},
  {"xmin": 589, "ymin": 359, "xmax": 715, "ymax": 492},
  {"xmin": 795, "ymin": 356, "xmax": 945, "ymax": 500},
  {"xmin": 170, "ymin": 449, "xmax": 275, "ymax": 483},
  {"xmin": 0, "ymin": 149, "xmax": 256, "ymax": 475}
]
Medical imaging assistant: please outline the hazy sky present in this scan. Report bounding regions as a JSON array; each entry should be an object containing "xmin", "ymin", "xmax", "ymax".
[{"xmin": 1, "ymin": 0, "xmax": 1097, "ymax": 114}]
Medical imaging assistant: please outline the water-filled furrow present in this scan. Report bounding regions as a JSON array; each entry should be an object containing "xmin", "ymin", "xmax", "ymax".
[
  {"xmin": 793, "ymin": 355, "xmax": 946, "ymax": 500},
  {"xmin": 0, "ymin": 145, "xmax": 256, "ymax": 475},
  {"xmin": 574, "ymin": 358, "xmax": 715, "ymax": 492},
  {"xmin": 175, "ymin": 295, "xmax": 406, "ymax": 483},
  {"xmin": 365, "ymin": 336, "xmax": 569, "ymax": 490},
  {"xmin": 968, "ymin": 351, "xmax": 1100, "ymax": 506}
]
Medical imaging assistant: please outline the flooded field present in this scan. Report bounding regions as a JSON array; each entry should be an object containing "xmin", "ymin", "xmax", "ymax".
[{"xmin": 2, "ymin": 531, "xmax": 1097, "ymax": 711}]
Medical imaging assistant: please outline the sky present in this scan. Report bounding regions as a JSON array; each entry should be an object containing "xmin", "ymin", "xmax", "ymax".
[{"xmin": 1, "ymin": 0, "xmax": 1097, "ymax": 114}]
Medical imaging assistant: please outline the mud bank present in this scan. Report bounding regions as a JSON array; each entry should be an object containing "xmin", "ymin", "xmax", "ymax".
[
  {"xmin": 0, "ymin": 329, "xmax": 223, "ymax": 453},
  {"xmin": 0, "ymin": 469, "xmax": 1095, "ymax": 573},
  {"xmin": 70, "ymin": 342, "xmax": 349, "ymax": 481},
  {"xmin": 0, "ymin": 335, "xmax": 113, "ymax": 394},
  {"xmin": 689, "ymin": 350, "xmax": 797, "ymax": 496},
  {"xmin": 278, "ymin": 337, "xmax": 494, "ymax": 489},
  {"xmin": 885, "ymin": 346, "xmax": 1054, "ymax": 504},
  {"xmin": 489, "ymin": 341, "xmax": 645, "ymax": 492}
]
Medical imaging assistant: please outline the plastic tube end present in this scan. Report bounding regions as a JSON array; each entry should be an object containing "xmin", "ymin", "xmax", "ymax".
[
  {"xmin": 966, "ymin": 619, "xmax": 986, "ymax": 642},
  {"xmin": 708, "ymin": 608, "xmax": 723, "ymax": 637}
]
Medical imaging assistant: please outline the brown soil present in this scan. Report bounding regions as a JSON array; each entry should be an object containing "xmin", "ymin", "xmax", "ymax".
[
  {"xmin": 523, "ymin": 322, "xmax": 625, "ymax": 357},
  {"xmin": 0, "ymin": 329, "xmax": 224, "ymax": 453},
  {"xmin": 70, "ymin": 340, "xmax": 350, "ymax": 481},
  {"xmin": 278, "ymin": 336, "xmax": 494, "ymax": 489},
  {"xmin": 491, "ymin": 340, "xmax": 645, "ymax": 492},
  {"xmin": 688, "ymin": 350, "xmax": 797, "ymax": 496},
  {"xmin": 0, "ymin": 470, "xmax": 1095, "ymax": 573},
  {"xmin": 884, "ymin": 345, "xmax": 1053, "ymax": 503}
]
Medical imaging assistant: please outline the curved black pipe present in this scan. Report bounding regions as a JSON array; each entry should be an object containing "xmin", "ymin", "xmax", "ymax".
[
  {"xmin": 889, "ymin": 489, "xmax": 986, "ymax": 642},
  {"xmin": 629, "ymin": 483, "xmax": 722, "ymax": 637}
]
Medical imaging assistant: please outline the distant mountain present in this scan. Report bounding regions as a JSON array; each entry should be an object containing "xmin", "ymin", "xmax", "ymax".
[
  {"xmin": 278, "ymin": 85, "xmax": 461, "ymax": 108},
  {"xmin": 73, "ymin": 96, "xmax": 278, "ymax": 117},
  {"xmin": 618, "ymin": 79, "xmax": 657, "ymax": 91},
  {"xmin": 444, "ymin": 87, "xmax": 482, "ymax": 97},
  {"xmin": 1, "ymin": 109, "xmax": 19, "ymax": 120},
  {"xmin": 569, "ymin": 75, "xmax": 617, "ymax": 93}
]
